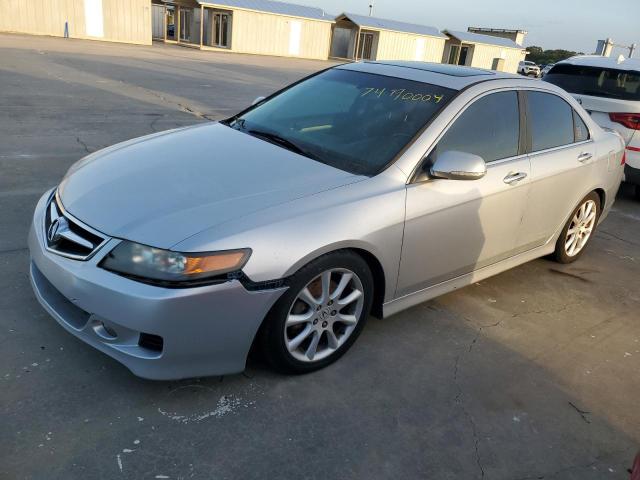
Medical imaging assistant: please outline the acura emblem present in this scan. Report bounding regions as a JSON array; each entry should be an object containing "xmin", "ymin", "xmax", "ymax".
[{"xmin": 47, "ymin": 216, "xmax": 68, "ymax": 243}]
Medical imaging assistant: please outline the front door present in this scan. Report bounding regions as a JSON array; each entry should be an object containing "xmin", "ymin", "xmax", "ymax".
[{"xmin": 396, "ymin": 90, "xmax": 531, "ymax": 297}]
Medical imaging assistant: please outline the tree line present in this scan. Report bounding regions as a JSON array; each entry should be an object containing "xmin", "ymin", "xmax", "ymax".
[{"xmin": 525, "ymin": 46, "xmax": 584, "ymax": 65}]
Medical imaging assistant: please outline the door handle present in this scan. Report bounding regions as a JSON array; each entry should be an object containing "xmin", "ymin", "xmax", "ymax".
[
  {"xmin": 578, "ymin": 152, "xmax": 593, "ymax": 163},
  {"xmin": 503, "ymin": 172, "xmax": 527, "ymax": 184}
]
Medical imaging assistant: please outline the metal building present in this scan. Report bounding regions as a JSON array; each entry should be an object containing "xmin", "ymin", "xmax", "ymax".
[
  {"xmin": 0, "ymin": 0, "xmax": 152, "ymax": 45},
  {"xmin": 443, "ymin": 30, "xmax": 527, "ymax": 73},
  {"xmin": 330, "ymin": 13, "xmax": 447, "ymax": 62},
  {"xmin": 151, "ymin": 0, "xmax": 334, "ymax": 60}
]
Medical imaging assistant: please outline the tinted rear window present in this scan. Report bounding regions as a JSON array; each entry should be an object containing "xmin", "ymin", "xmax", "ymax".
[{"xmin": 544, "ymin": 64, "xmax": 640, "ymax": 101}]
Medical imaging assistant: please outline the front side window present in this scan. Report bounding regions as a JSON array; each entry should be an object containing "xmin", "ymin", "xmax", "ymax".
[
  {"xmin": 226, "ymin": 69, "xmax": 456, "ymax": 176},
  {"xmin": 544, "ymin": 64, "xmax": 640, "ymax": 101},
  {"xmin": 527, "ymin": 91, "xmax": 575, "ymax": 152},
  {"xmin": 430, "ymin": 91, "xmax": 521, "ymax": 163}
]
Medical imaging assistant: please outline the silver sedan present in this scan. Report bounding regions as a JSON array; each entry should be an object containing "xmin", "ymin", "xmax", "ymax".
[{"xmin": 29, "ymin": 61, "xmax": 625, "ymax": 379}]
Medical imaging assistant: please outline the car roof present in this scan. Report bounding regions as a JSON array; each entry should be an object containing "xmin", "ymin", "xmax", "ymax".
[
  {"xmin": 337, "ymin": 60, "xmax": 531, "ymax": 90},
  {"xmin": 556, "ymin": 55, "xmax": 640, "ymax": 73}
]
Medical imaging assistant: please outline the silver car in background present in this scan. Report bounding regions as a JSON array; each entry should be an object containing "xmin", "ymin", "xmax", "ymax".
[{"xmin": 29, "ymin": 61, "xmax": 625, "ymax": 379}]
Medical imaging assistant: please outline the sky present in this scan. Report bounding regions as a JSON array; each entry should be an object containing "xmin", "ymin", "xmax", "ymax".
[{"xmin": 312, "ymin": 0, "xmax": 638, "ymax": 54}]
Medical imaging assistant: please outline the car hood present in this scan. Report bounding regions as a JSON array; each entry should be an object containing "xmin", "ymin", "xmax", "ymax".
[{"xmin": 59, "ymin": 123, "xmax": 363, "ymax": 249}]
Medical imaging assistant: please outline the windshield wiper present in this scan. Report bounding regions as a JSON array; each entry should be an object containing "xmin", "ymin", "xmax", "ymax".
[{"xmin": 247, "ymin": 129, "xmax": 320, "ymax": 161}]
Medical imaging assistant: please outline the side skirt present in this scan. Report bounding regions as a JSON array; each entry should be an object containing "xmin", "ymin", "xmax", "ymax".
[{"xmin": 382, "ymin": 242, "xmax": 555, "ymax": 318}]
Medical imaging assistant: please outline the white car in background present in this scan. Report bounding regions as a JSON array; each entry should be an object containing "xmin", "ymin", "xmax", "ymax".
[
  {"xmin": 544, "ymin": 56, "xmax": 640, "ymax": 199},
  {"xmin": 518, "ymin": 60, "xmax": 541, "ymax": 77}
]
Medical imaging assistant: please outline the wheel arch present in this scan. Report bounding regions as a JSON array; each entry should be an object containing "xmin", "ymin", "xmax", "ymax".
[
  {"xmin": 248, "ymin": 244, "xmax": 387, "ymax": 363},
  {"xmin": 594, "ymin": 187, "xmax": 606, "ymax": 210},
  {"xmin": 552, "ymin": 187, "xmax": 607, "ymax": 243},
  {"xmin": 348, "ymin": 247, "xmax": 386, "ymax": 319},
  {"xmin": 279, "ymin": 243, "xmax": 388, "ymax": 319}
]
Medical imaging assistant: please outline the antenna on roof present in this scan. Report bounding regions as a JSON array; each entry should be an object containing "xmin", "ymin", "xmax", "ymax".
[{"xmin": 368, "ymin": 1, "xmax": 374, "ymax": 16}]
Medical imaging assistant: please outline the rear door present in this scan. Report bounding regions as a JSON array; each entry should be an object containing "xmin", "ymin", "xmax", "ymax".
[
  {"xmin": 396, "ymin": 90, "xmax": 531, "ymax": 297},
  {"xmin": 516, "ymin": 90, "xmax": 596, "ymax": 250}
]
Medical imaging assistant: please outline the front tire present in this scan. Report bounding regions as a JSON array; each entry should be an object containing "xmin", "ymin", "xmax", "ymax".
[
  {"xmin": 553, "ymin": 192, "xmax": 601, "ymax": 263},
  {"xmin": 259, "ymin": 251, "xmax": 373, "ymax": 374}
]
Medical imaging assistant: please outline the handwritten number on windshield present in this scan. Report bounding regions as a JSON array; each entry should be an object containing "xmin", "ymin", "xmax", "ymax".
[{"xmin": 361, "ymin": 87, "xmax": 444, "ymax": 103}]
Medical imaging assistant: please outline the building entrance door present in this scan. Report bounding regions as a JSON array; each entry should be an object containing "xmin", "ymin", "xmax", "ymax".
[{"xmin": 358, "ymin": 32, "xmax": 375, "ymax": 60}]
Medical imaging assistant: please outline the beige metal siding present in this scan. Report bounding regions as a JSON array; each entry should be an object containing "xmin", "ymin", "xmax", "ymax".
[
  {"xmin": 0, "ymin": 0, "xmax": 152, "ymax": 45},
  {"xmin": 375, "ymin": 30, "xmax": 445, "ymax": 62},
  {"xmin": 468, "ymin": 44, "xmax": 525, "ymax": 73},
  {"xmin": 224, "ymin": 9, "xmax": 331, "ymax": 60}
]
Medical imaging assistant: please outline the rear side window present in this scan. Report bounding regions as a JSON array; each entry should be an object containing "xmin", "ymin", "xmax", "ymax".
[
  {"xmin": 431, "ymin": 91, "xmax": 520, "ymax": 163},
  {"xmin": 544, "ymin": 64, "xmax": 640, "ymax": 101},
  {"xmin": 573, "ymin": 112, "xmax": 590, "ymax": 142},
  {"xmin": 527, "ymin": 91, "xmax": 575, "ymax": 151}
]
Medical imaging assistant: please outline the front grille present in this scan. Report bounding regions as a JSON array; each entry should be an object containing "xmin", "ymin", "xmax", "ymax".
[{"xmin": 44, "ymin": 191, "xmax": 108, "ymax": 260}]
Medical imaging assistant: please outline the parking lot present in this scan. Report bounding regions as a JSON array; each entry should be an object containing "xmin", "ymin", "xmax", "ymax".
[{"xmin": 1, "ymin": 33, "xmax": 639, "ymax": 479}]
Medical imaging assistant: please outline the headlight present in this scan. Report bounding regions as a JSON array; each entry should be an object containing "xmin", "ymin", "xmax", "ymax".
[{"xmin": 100, "ymin": 241, "xmax": 251, "ymax": 286}]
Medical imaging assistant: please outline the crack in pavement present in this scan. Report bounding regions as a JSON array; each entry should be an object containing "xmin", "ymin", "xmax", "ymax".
[
  {"xmin": 443, "ymin": 305, "xmax": 519, "ymax": 479},
  {"xmin": 568, "ymin": 401, "xmax": 592, "ymax": 424},
  {"xmin": 452, "ymin": 324, "xmax": 486, "ymax": 479},
  {"xmin": 75, "ymin": 136, "xmax": 91, "ymax": 154}
]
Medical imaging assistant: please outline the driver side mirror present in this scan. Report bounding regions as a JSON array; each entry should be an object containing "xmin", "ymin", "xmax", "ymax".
[
  {"xmin": 429, "ymin": 150, "xmax": 487, "ymax": 181},
  {"xmin": 252, "ymin": 96, "xmax": 266, "ymax": 106}
]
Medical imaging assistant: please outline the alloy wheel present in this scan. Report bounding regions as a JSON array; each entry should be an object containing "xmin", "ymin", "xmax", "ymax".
[
  {"xmin": 284, "ymin": 268, "xmax": 365, "ymax": 362},
  {"xmin": 565, "ymin": 199, "xmax": 597, "ymax": 257}
]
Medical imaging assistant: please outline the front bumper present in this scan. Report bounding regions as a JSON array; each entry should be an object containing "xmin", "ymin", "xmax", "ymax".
[{"xmin": 28, "ymin": 191, "xmax": 286, "ymax": 380}]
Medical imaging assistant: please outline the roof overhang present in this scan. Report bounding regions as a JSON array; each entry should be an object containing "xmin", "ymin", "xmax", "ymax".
[
  {"xmin": 195, "ymin": 0, "xmax": 335, "ymax": 23},
  {"xmin": 444, "ymin": 30, "xmax": 526, "ymax": 51}
]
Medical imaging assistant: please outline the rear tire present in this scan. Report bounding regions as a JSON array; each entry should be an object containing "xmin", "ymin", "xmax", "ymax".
[
  {"xmin": 259, "ymin": 251, "xmax": 373, "ymax": 374},
  {"xmin": 635, "ymin": 185, "xmax": 640, "ymax": 201},
  {"xmin": 553, "ymin": 192, "xmax": 601, "ymax": 264}
]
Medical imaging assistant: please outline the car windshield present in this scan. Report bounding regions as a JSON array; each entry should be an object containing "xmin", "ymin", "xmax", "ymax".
[
  {"xmin": 224, "ymin": 68, "xmax": 456, "ymax": 176},
  {"xmin": 544, "ymin": 64, "xmax": 640, "ymax": 101}
]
